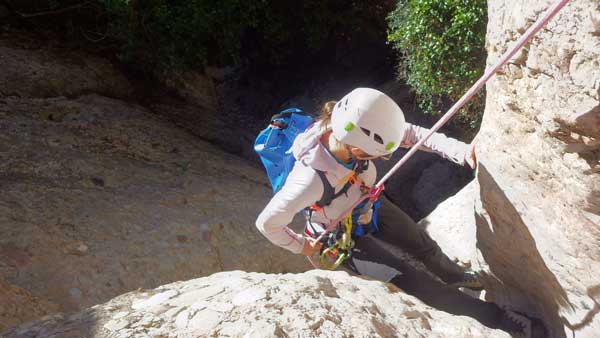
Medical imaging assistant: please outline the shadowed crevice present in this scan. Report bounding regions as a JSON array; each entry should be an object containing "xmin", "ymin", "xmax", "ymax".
[{"xmin": 475, "ymin": 163, "xmax": 571, "ymax": 337}]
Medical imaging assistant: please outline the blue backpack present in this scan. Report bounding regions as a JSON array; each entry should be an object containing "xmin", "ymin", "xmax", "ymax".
[
  {"xmin": 254, "ymin": 108, "xmax": 314, "ymax": 193},
  {"xmin": 254, "ymin": 108, "xmax": 380, "ymax": 236}
]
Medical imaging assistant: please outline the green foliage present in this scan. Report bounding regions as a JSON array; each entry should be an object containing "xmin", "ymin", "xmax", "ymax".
[
  {"xmin": 10, "ymin": 1, "xmax": 393, "ymax": 72},
  {"xmin": 387, "ymin": 0, "xmax": 487, "ymax": 127},
  {"xmin": 100, "ymin": 0, "xmax": 393, "ymax": 70},
  {"xmin": 102, "ymin": 0, "xmax": 258, "ymax": 68}
]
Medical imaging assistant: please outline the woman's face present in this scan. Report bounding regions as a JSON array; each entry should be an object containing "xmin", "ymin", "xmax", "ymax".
[{"xmin": 349, "ymin": 147, "xmax": 391, "ymax": 161}]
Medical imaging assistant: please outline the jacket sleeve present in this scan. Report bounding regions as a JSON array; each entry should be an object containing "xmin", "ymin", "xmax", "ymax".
[
  {"xmin": 401, "ymin": 123, "xmax": 470, "ymax": 166},
  {"xmin": 255, "ymin": 162, "xmax": 324, "ymax": 254}
]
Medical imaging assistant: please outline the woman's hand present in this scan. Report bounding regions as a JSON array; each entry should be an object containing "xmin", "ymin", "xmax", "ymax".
[
  {"xmin": 300, "ymin": 236, "xmax": 322, "ymax": 256},
  {"xmin": 465, "ymin": 143, "xmax": 477, "ymax": 170}
]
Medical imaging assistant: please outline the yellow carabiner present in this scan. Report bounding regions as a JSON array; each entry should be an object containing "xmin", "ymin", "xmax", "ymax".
[
  {"xmin": 344, "ymin": 215, "xmax": 352, "ymax": 232},
  {"xmin": 341, "ymin": 215, "xmax": 353, "ymax": 249},
  {"xmin": 320, "ymin": 246, "xmax": 347, "ymax": 270},
  {"xmin": 318, "ymin": 215, "xmax": 355, "ymax": 270}
]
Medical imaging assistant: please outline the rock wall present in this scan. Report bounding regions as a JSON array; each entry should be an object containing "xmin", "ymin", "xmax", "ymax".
[
  {"xmin": 0, "ymin": 38, "xmax": 131, "ymax": 99},
  {"xmin": 0, "ymin": 270, "xmax": 512, "ymax": 338},
  {"xmin": 423, "ymin": 1, "xmax": 600, "ymax": 337},
  {"xmin": 0, "ymin": 41, "xmax": 309, "ymax": 330},
  {"xmin": 0, "ymin": 279, "xmax": 58, "ymax": 331}
]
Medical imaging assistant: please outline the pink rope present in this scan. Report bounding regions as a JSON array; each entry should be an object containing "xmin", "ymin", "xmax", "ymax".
[{"xmin": 309, "ymin": 0, "xmax": 571, "ymax": 266}]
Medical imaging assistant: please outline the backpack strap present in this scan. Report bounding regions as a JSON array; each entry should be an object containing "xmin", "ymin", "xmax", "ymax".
[
  {"xmin": 270, "ymin": 108, "xmax": 311, "ymax": 129},
  {"xmin": 313, "ymin": 170, "xmax": 335, "ymax": 208},
  {"xmin": 310, "ymin": 160, "xmax": 369, "ymax": 210},
  {"xmin": 305, "ymin": 160, "xmax": 370, "ymax": 239}
]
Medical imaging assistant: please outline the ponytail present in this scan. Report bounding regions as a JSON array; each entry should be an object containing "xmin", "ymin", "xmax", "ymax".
[{"xmin": 318, "ymin": 101, "xmax": 337, "ymax": 131}]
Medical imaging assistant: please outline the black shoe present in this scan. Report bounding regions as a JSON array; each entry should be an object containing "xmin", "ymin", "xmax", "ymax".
[
  {"xmin": 449, "ymin": 270, "xmax": 484, "ymax": 291},
  {"xmin": 498, "ymin": 310, "xmax": 529, "ymax": 338}
]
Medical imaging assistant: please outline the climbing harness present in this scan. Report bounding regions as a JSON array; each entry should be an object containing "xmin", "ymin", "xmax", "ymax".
[
  {"xmin": 308, "ymin": 186, "xmax": 381, "ymax": 270},
  {"xmin": 319, "ymin": 215, "xmax": 355, "ymax": 270},
  {"xmin": 305, "ymin": 162, "xmax": 369, "ymax": 270},
  {"xmin": 307, "ymin": 0, "xmax": 572, "ymax": 269},
  {"xmin": 301, "ymin": 159, "xmax": 384, "ymax": 270}
]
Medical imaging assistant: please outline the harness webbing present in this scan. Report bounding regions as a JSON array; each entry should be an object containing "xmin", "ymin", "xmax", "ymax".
[
  {"xmin": 307, "ymin": 0, "xmax": 572, "ymax": 268},
  {"xmin": 307, "ymin": 160, "xmax": 368, "ymax": 217}
]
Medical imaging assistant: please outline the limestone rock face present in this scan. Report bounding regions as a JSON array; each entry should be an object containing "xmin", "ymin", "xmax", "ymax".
[
  {"xmin": 0, "ymin": 39, "xmax": 131, "ymax": 99},
  {"xmin": 423, "ymin": 1, "xmax": 600, "ymax": 337},
  {"xmin": 0, "ymin": 279, "xmax": 58, "ymax": 331},
  {"xmin": 0, "ymin": 270, "xmax": 511, "ymax": 338},
  {"xmin": 0, "ymin": 93, "xmax": 309, "ymax": 326},
  {"xmin": 159, "ymin": 69, "xmax": 218, "ymax": 112}
]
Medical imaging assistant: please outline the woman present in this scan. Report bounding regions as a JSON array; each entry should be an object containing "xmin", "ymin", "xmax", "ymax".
[
  {"xmin": 255, "ymin": 88, "xmax": 537, "ymax": 335},
  {"xmin": 255, "ymin": 87, "xmax": 481, "ymax": 288}
]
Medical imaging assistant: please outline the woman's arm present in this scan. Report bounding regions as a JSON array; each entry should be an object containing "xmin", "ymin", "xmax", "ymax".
[
  {"xmin": 401, "ymin": 123, "xmax": 472, "ymax": 166},
  {"xmin": 255, "ymin": 162, "xmax": 324, "ymax": 254}
]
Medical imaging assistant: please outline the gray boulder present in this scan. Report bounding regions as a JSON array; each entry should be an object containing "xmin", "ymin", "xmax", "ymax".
[{"xmin": 0, "ymin": 270, "xmax": 511, "ymax": 338}]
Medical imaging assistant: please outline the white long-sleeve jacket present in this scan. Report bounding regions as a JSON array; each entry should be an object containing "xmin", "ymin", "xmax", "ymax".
[{"xmin": 255, "ymin": 120, "xmax": 470, "ymax": 254}]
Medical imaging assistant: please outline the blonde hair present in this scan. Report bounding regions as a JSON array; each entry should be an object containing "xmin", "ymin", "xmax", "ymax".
[
  {"xmin": 318, "ymin": 101, "xmax": 337, "ymax": 131},
  {"xmin": 318, "ymin": 100, "xmax": 349, "ymax": 154}
]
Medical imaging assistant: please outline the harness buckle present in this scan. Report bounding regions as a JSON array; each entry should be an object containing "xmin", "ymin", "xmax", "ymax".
[
  {"xmin": 270, "ymin": 120, "xmax": 288, "ymax": 129},
  {"xmin": 309, "ymin": 204, "xmax": 323, "ymax": 212},
  {"xmin": 348, "ymin": 176, "xmax": 357, "ymax": 185}
]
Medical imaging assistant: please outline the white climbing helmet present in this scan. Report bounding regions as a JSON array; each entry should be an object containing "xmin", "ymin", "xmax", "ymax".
[{"xmin": 331, "ymin": 88, "xmax": 405, "ymax": 156}]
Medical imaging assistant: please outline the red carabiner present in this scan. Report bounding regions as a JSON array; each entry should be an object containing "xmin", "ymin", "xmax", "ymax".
[{"xmin": 369, "ymin": 185, "xmax": 384, "ymax": 201}]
